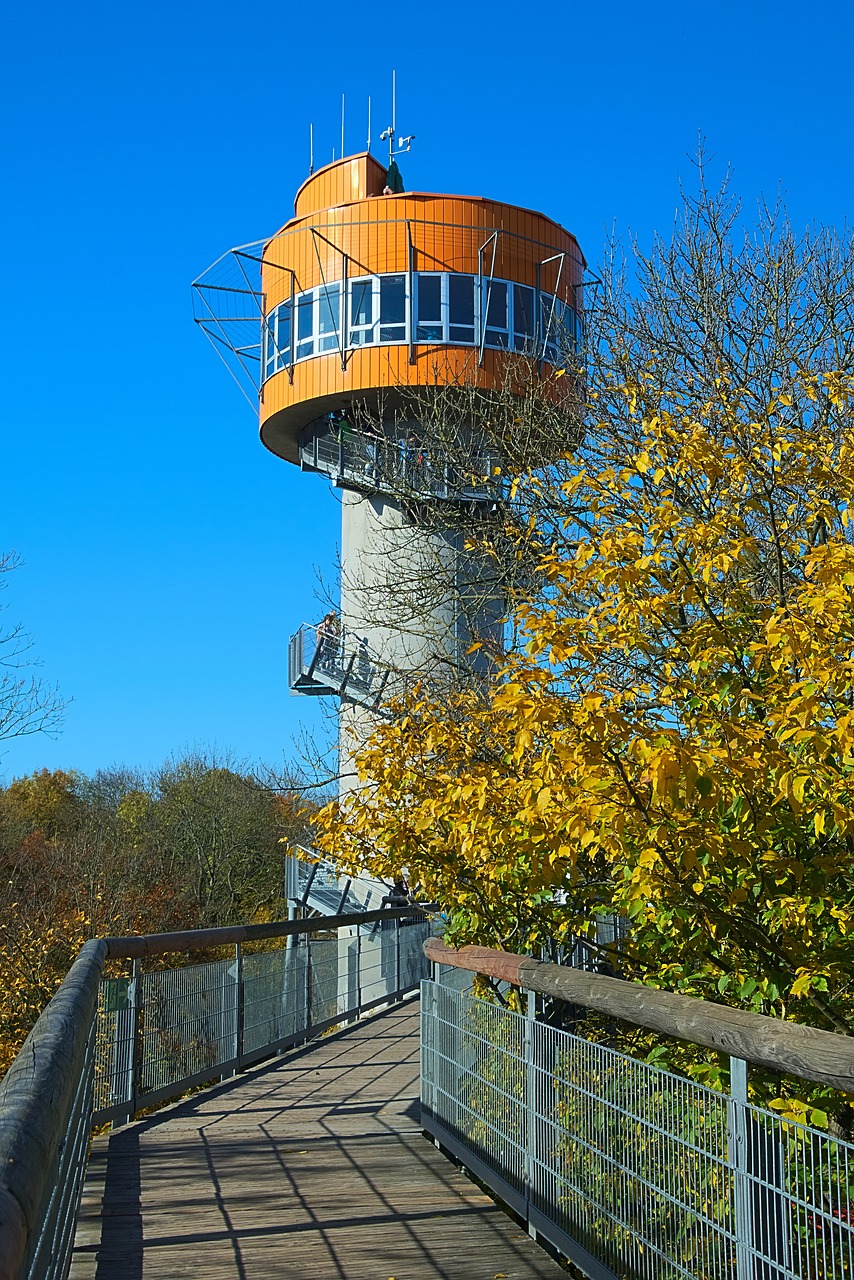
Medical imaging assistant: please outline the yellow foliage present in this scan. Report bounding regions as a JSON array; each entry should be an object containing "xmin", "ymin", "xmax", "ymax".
[
  {"xmin": 315, "ymin": 371, "xmax": 854, "ymax": 1046},
  {"xmin": 0, "ymin": 910, "xmax": 90, "ymax": 1077}
]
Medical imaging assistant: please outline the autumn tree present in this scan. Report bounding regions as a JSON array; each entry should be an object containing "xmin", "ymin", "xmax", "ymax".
[
  {"xmin": 315, "ymin": 170, "xmax": 854, "ymax": 1069},
  {"xmin": 149, "ymin": 754, "xmax": 298, "ymax": 925},
  {"xmin": 0, "ymin": 754, "xmax": 305, "ymax": 1075}
]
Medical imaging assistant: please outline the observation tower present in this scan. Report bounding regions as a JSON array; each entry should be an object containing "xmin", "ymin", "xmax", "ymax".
[{"xmin": 193, "ymin": 134, "xmax": 585, "ymax": 817}]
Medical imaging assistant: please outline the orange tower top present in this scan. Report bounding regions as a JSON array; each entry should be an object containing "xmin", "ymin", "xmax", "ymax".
[{"xmin": 253, "ymin": 153, "xmax": 585, "ymax": 464}]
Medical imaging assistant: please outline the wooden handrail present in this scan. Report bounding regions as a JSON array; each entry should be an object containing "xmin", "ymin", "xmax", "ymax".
[
  {"xmin": 425, "ymin": 938, "xmax": 854, "ymax": 1095},
  {"xmin": 104, "ymin": 905, "xmax": 431, "ymax": 958},
  {"xmin": 0, "ymin": 939, "xmax": 108, "ymax": 1280}
]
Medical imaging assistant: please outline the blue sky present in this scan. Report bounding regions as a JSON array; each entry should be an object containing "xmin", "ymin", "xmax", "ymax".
[{"xmin": 1, "ymin": 0, "xmax": 851, "ymax": 782}]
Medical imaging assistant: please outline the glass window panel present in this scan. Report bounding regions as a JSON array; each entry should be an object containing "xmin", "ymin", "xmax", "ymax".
[
  {"xmin": 485, "ymin": 281, "xmax": 507, "ymax": 330},
  {"xmin": 449, "ymin": 325, "xmax": 475, "ymax": 344},
  {"xmin": 554, "ymin": 302, "xmax": 575, "ymax": 357},
  {"xmin": 276, "ymin": 306, "xmax": 290, "ymax": 358},
  {"xmin": 317, "ymin": 284, "xmax": 339, "ymax": 352},
  {"xmin": 513, "ymin": 284, "xmax": 534, "ymax": 336},
  {"xmin": 540, "ymin": 294, "xmax": 556, "ymax": 335},
  {"xmin": 449, "ymin": 275, "xmax": 475, "ymax": 326},
  {"xmin": 380, "ymin": 275, "xmax": 406, "ymax": 325},
  {"xmin": 318, "ymin": 284, "xmax": 339, "ymax": 334},
  {"xmin": 297, "ymin": 294, "xmax": 314, "ymax": 340},
  {"xmin": 417, "ymin": 275, "xmax": 442, "ymax": 322},
  {"xmin": 350, "ymin": 279, "xmax": 373, "ymax": 327},
  {"xmin": 416, "ymin": 274, "xmax": 442, "ymax": 340},
  {"xmin": 380, "ymin": 325, "xmax": 406, "ymax": 342},
  {"xmin": 540, "ymin": 295, "xmax": 558, "ymax": 363},
  {"xmin": 485, "ymin": 330, "xmax": 509, "ymax": 349}
]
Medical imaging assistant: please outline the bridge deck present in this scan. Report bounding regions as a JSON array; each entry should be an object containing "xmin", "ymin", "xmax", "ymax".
[{"xmin": 72, "ymin": 999, "xmax": 564, "ymax": 1278}]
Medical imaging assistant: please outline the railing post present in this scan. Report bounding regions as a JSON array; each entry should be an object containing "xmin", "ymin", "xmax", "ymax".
[
  {"xmin": 305, "ymin": 933, "xmax": 312, "ymax": 1034},
  {"xmin": 524, "ymin": 989, "xmax": 537, "ymax": 1238},
  {"xmin": 234, "ymin": 942, "xmax": 244, "ymax": 1072},
  {"xmin": 394, "ymin": 917, "xmax": 401, "ymax": 999},
  {"xmin": 124, "ymin": 957, "xmax": 141, "ymax": 1127},
  {"xmin": 729, "ymin": 1056, "xmax": 753, "ymax": 1279},
  {"xmin": 729, "ymin": 1055, "xmax": 792, "ymax": 1280},
  {"xmin": 356, "ymin": 922, "xmax": 362, "ymax": 1012}
]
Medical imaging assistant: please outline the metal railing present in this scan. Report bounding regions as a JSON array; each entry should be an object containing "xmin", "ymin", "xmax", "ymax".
[
  {"xmin": 422, "ymin": 941, "xmax": 854, "ymax": 1280},
  {"xmin": 285, "ymin": 845, "xmax": 400, "ymax": 917},
  {"xmin": 288, "ymin": 621, "xmax": 390, "ymax": 707},
  {"xmin": 298, "ymin": 417, "xmax": 505, "ymax": 505},
  {"xmin": 0, "ymin": 908, "xmax": 433, "ymax": 1280}
]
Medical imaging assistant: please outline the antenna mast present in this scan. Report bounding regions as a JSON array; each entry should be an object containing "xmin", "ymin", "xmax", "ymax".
[
  {"xmin": 379, "ymin": 70, "xmax": 415, "ymax": 166},
  {"xmin": 309, "ymin": 122, "xmax": 314, "ymax": 175},
  {"xmin": 341, "ymin": 94, "xmax": 345, "ymax": 160}
]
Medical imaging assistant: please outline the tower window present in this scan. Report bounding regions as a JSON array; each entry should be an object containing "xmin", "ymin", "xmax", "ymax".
[
  {"xmin": 541, "ymin": 295, "xmax": 575, "ymax": 364},
  {"xmin": 483, "ymin": 280, "xmax": 509, "ymax": 349},
  {"xmin": 416, "ymin": 273, "xmax": 443, "ymax": 342},
  {"xmin": 379, "ymin": 275, "xmax": 406, "ymax": 342},
  {"xmin": 296, "ymin": 294, "xmax": 315, "ymax": 359},
  {"xmin": 317, "ymin": 283, "xmax": 341, "ymax": 353},
  {"xmin": 261, "ymin": 271, "xmax": 578, "ymax": 379},
  {"xmin": 449, "ymin": 275, "xmax": 475, "ymax": 344},
  {"xmin": 513, "ymin": 284, "xmax": 535, "ymax": 352},
  {"xmin": 349, "ymin": 278, "xmax": 375, "ymax": 345}
]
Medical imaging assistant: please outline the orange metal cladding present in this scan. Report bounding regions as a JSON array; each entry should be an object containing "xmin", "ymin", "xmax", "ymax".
[{"xmin": 260, "ymin": 153, "xmax": 585, "ymax": 462}]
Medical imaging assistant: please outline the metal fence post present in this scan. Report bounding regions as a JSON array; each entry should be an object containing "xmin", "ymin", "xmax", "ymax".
[
  {"xmin": 729, "ymin": 1056, "xmax": 753, "ymax": 1279},
  {"xmin": 394, "ymin": 918, "xmax": 401, "ymax": 999},
  {"xmin": 305, "ymin": 933, "xmax": 312, "ymax": 1034},
  {"xmin": 356, "ymin": 922, "xmax": 362, "ymax": 1012},
  {"xmin": 125, "ymin": 958, "xmax": 141, "ymax": 1126},
  {"xmin": 234, "ymin": 942, "xmax": 244, "ymax": 1072},
  {"xmin": 525, "ymin": 989, "xmax": 537, "ymax": 1238}
]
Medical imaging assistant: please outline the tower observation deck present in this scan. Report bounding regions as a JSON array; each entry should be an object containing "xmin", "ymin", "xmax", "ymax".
[{"xmin": 194, "ymin": 147, "xmax": 585, "ymax": 796}]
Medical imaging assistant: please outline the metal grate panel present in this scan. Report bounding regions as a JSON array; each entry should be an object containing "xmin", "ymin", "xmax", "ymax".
[{"xmin": 421, "ymin": 981, "xmax": 854, "ymax": 1280}]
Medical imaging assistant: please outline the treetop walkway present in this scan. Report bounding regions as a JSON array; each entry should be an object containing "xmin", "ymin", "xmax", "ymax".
[
  {"xmin": 1, "ymin": 909, "xmax": 853, "ymax": 1280},
  {"xmin": 70, "ymin": 1000, "xmax": 562, "ymax": 1279}
]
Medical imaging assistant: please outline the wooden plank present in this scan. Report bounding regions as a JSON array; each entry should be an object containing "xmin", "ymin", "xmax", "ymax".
[{"xmin": 71, "ymin": 1000, "xmax": 564, "ymax": 1279}]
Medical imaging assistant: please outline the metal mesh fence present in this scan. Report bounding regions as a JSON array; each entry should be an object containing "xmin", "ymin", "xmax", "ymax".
[
  {"xmin": 242, "ymin": 947, "xmax": 307, "ymax": 1059},
  {"xmin": 421, "ymin": 981, "xmax": 854, "ymax": 1280},
  {"xmin": 139, "ymin": 959, "xmax": 237, "ymax": 1098},
  {"xmin": 92, "ymin": 915, "xmax": 433, "ymax": 1124},
  {"xmin": 93, "ymin": 979, "xmax": 134, "ymax": 1115}
]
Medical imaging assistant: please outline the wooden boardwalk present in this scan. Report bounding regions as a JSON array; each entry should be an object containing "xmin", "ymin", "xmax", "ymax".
[{"xmin": 72, "ymin": 999, "xmax": 565, "ymax": 1279}]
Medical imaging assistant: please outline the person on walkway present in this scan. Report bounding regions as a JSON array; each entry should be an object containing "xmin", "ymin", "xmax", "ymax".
[
  {"xmin": 315, "ymin": 611, "xmax": 340, "ymax": 670},
  {"xmin": 382, "ymin": 873, "xmax": 412, "ymax": 907}
]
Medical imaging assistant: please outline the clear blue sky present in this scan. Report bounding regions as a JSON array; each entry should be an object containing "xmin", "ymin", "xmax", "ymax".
[{"xmin": 2, "ymin": 0, "xmax": 851, "ymax": 782}]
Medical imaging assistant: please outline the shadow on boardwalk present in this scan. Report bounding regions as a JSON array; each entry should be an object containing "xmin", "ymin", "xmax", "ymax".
[{"xmin": 72, "ymin": 999, "xmax": 565, "ymax": 1279}]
